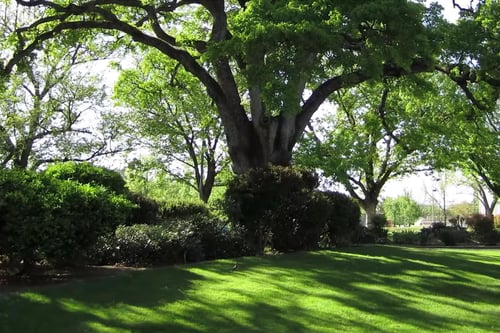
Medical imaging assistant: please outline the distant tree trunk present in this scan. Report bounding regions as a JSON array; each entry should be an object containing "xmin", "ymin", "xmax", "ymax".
[{"xmin": 475, "ymin": 180, "xmax": 498, "ymax": 219}]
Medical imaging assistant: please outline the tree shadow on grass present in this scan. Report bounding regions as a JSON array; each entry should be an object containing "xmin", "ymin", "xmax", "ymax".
[{"xmin": 0, "ymin": 246, "xmax": 499, "ymax": 333}]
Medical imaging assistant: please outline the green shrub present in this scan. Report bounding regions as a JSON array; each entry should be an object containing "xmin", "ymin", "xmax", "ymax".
[
  {"xmin": 269, "ymin": 191, "xmax": 329, "ymax": 252},
  {"xmin": 160, "ymin": 199, "xmax": 209, "ymax": 219},
  {"xmin": 44, "ymin": 162, "xmax": 127, "ymax": 194},
  {"xmin": 419, "ymin": 223, "xmax": 469, "ymax": 246},
  {"xmin": 224, "ymin": 166, "xmax": 320, "ymax": 253},
  {"xmin": 89, "ymin": 216, "xmax": 249, "ymax": 266},
  {"xmin": 390, "ymin": 229, "xmax": 421, "ymax": 244},
  {"xmin": 127, "ymin": 192, "xmax": 161, "ymax": 225},
  {"xmin": 372, "ymin": 215, "xmax": 389, "ymax": 239},
  {"xmin": 0, "ymin": 168, "xmax": 135, "ymax": 269},
  {"xmin": 466, "ymin": 214, "xmax": 497, "ymax": 245},
  {"xmin": 0, "ymin": 169, "xmax": 51, "ymax": 267},
  {"xmin": 42, "ymin": 181, "xmax": 135, "ymax": 265},
  {"xmin": 167, "ymin": 215, "xmax": 249, "ymax": 261},
  {"xmin": 114, "ymin": 224, "xmax": 177, "ymax": 266},
  {"xmin": 322, "ymin": 191, "xmax": 361, "ymax": 247}
]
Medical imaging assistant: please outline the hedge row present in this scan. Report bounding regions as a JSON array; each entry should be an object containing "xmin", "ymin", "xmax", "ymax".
[
  {"xmin": 89, "ymin": 216, "xmax": 250, "ymax": 266},
  {"xmin": 1, "ymin": 164, "xmax": 367, "ymax": 271},
  {"xmin": 389, "ymin": 216, "xmax": 499, "ymax": 246},
  {"xmin": 0, "ymin": 168, "xmax": 135, "ymax": 269}
]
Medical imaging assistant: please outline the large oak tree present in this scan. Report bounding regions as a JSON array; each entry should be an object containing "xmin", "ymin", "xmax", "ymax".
[
  {"xmin": 0, "ymin": 0, "xmax": 444, "ymax": 173},
  {"xmin": 1, "ymin": 1, "xmax": 497, "ymax": 174}
]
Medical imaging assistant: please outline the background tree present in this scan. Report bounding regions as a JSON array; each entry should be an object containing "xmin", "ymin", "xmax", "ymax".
[
  {"xmin": 296, "ymin": 77, "xmax": 441, "ymax": 226},
  {"xmin": 447, "ymin": 201, "xmax": 478, "ymax": 218},
  {"xmin": 430, "ymin": 0, "xmax": 499, "ymax": 196},
  {"xmin": 2, "ymin": 0, "xmax": 461, "ymax": 173},
  {"xmin": 113, "ymin": 50, "xmax": 229, "ymax": 203},
  {"xmin": 381, "ymin": 195, "xmax": 421, "ymax": 226},
  {"xmin": 471, "ymin": 176, "xmax": 498, "ymax": 218},
  {"xmin": 124, "ymin": 158, "xmax": 200, "ymax": 203},
  {"xmin": 424, "ymin": 69, "xmax": 499, "ymax": 197},
  {"xmin": 0, "ymin": 4, "xmax": 125, "ymax": 169}
]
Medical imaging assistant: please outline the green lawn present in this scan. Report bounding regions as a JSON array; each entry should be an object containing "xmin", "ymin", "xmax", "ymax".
[{"xmin": 1, "ymin": 246, "xmax": 499, "ymax": 333}]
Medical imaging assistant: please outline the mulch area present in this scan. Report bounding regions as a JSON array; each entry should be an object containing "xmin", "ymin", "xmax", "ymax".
[{"xmin": 0, "ymin": 265, "xmax": 146, "ymax": 294}]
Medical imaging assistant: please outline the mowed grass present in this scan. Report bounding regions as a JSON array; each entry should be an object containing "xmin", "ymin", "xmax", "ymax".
[{"xmin": 1, "ymin": 246, "xmax": 499, "ymax": 333}]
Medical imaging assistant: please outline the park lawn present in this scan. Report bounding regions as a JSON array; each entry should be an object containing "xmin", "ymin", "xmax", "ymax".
[{"xmin": 0, "ymin": 246, "xmax": 499, "ymax": 333}]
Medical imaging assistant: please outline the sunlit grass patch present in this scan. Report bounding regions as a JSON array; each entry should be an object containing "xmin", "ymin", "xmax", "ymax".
[{"xmin": 1, "ymin": 246, "xmax": 499, "ymax": 333}]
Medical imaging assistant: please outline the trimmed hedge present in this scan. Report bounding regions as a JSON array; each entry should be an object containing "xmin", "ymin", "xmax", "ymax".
[
  {"xmin": 159, "ymin": 199, "xmax": 209, "ymax": 219},
  {"xmin": 0, "ymin": 168, "xmax": 135, "ymax": 269}
]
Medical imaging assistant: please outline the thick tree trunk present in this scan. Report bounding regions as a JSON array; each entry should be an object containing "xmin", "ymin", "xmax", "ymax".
[
  {"xmin": 361, "ymin": 200, "xmax": 379, "ymax": 229},
  {"xmin": 221, "ymin": 105, "xmax": 296, "ymax": 174}
]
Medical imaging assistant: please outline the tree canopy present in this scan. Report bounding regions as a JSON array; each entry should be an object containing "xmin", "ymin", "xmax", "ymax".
[{"xmin": 3, "ymin": 0, "xmax": 497, "ymax": 174}]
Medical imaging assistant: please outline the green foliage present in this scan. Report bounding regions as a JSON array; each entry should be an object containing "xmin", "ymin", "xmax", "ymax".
[
  {"xmin": 124, "ymin": 161, "xmax": 200, "ymax": 203},
  {"xmin": 389, "ymin": 229, "xmax": 421, "ymax": 245},
  {"xmin": 466, "ymin": 214, "xmax": 497, "ymax": 245},
  {"xmin": 90, "ymin": 216, "xmax": 249, "ymax": 266},
  {"xmin": 0, "ymin": 27, "xmax": 118, "ymax": 169},
  {"xmin": 125, "ymin": 192, "xmax": 161, "ymax": 225},
  {"xmin": 93, "ymin": 224, "xmax": 175, "ymax": 266},
  {"xmin": 113, "ymin": 50, "xmax": 228, "ymax": 203},
  {"xmin": 322, "ymin": 191, "xmax": 362, "ymax": 247},
  {"xmin": 0, "ymin": 168, "xmax": 51, "ymax": 264},
  {"xmin": 40, "ymin": 180, "xmax": 134, "ymax": 266},
  {"xmin": 224, "ymin": 166, "xmax": 320, "ymax": 253},
  {"xmin": 0, "ymin": 168, "xmax": 135, "ymax": 268},
  {"xmin": 160, "ymin": 199, "xmax": 209, "ymax": 220},
  {"xmin": 44, "ymin": 162, "xmax": 127, "ymax": 194},
  {"xmin": 447, "ymin": 201, "xmax": 479, "ymax": 218},
  {"xmin": 224, "ymin": 166, "xmax": 363, "ymax": 252},
  {"xmin": 416, "ymin": 223, "xmax": 468, "ymax": 246},
  {"xmin": 296, "ymin": 76, "xmax": 445, "ymax": 227},
  {"xmin": 228, "ymin": 0, "xmax": 435, "ymax": 114},
  {"xmin": 268, "ymin": 190, "xmax": 329, "ymax": 252},
  {"xmin": 382, "ymin": 195, "xmax": 422, "ymax": 226}
]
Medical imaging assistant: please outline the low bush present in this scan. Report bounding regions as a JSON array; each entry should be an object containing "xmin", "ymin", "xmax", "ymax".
[
  {"xmin": 89, "ymin": 215, "xmax": 249, "ymax": 266},
  {"xmin": 419, "ymin": 223, "xmax": 469, "ymax": 246},
  {"xmin": 224, "ymin": 166, "xmax": 321, "ymax": 253},
  {"xmin": 269, "ymin": 191, "xmax": 329, "ymax": 252},
  {"xmin": 372, "ymin": 215, "xmax": 389, "ymax": 239},
  {"xmin": 44, "ymin": 162, "xmax": 127, "ymax": 194},
  {"xmin": 390, "ymin": 230, "xmax": 421, "ymax": 245},
  {"xmin": 127, "ymin": 192, "xmax": 161, "ymax": 225},
  {"xmin": 359, "ymin": 215, "xmax": 389, "ymax": 244}
]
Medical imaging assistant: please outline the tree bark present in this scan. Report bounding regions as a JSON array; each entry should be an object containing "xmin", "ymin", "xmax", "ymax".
[{"xmin": 361, "ymin": 200, "xmax": 379, "ymax": 229}]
